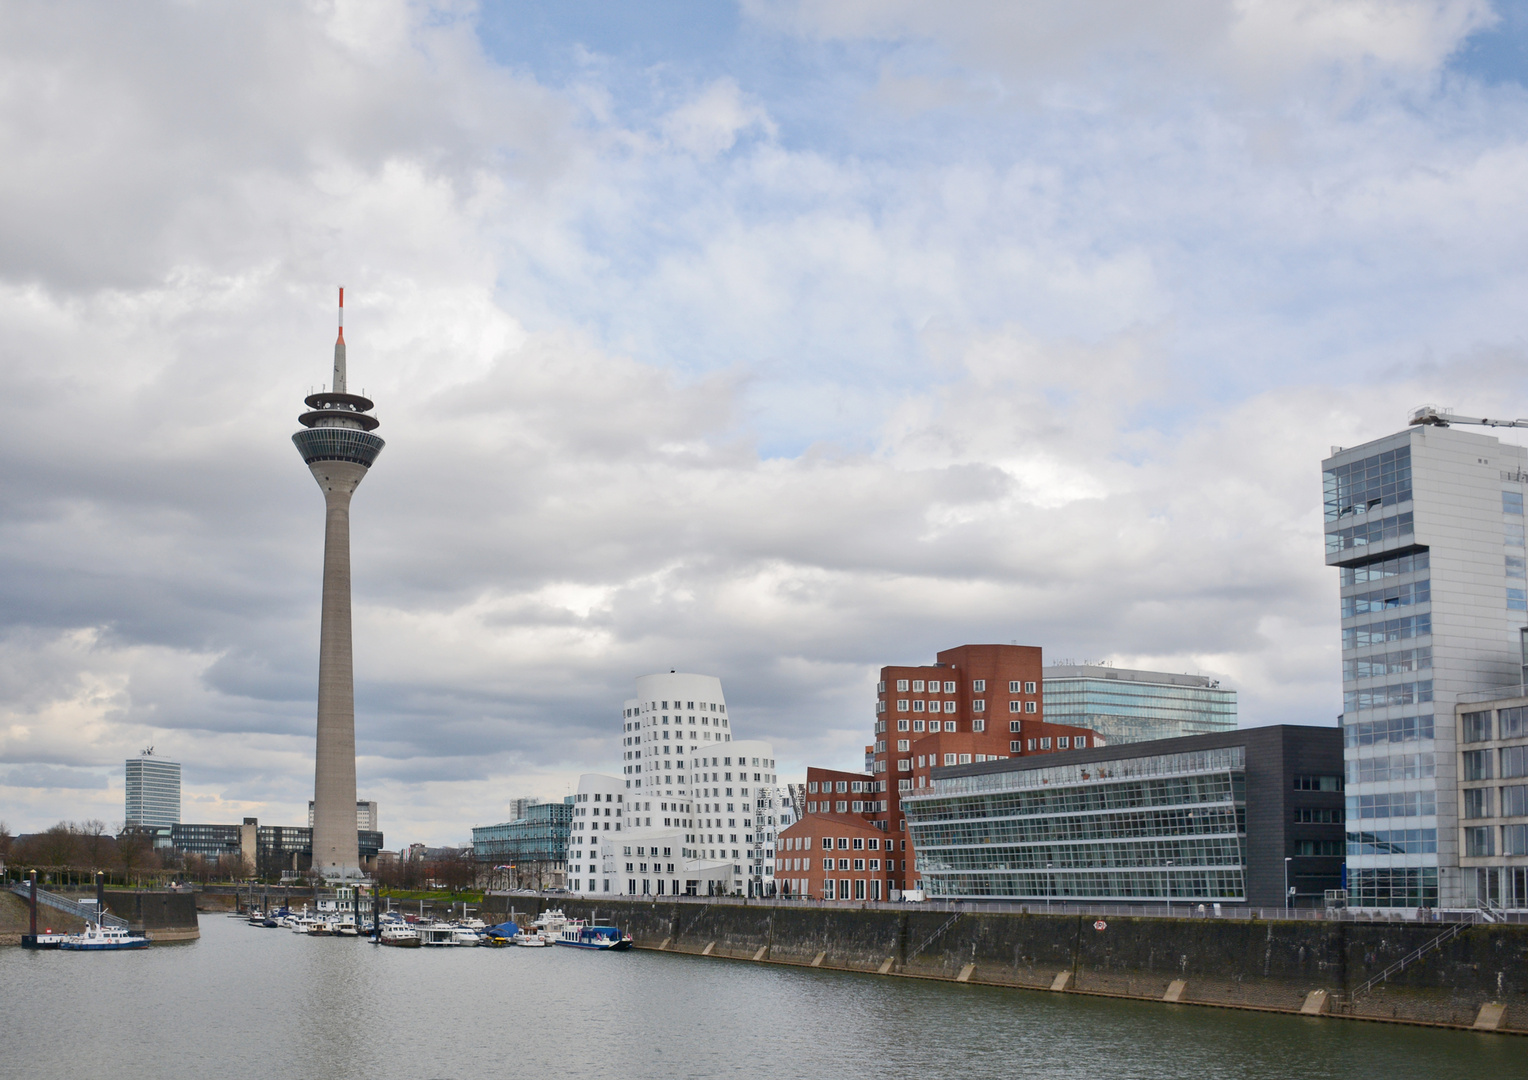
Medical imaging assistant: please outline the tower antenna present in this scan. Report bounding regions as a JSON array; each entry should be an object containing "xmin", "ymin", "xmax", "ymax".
[{"xmin": 333, "ymin": 286, "xmax": 346, "ymax": 394}]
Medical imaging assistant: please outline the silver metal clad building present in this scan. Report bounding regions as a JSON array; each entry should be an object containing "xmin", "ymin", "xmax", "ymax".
[
  {"xmin": 1324, "ymin": 424, "xmax": 1528, "ymax": 909},
  {"xmin": 1042, "ymin": 665, "xmax": 1237, "ymax": 744},
  {"xmin": 124, "ymin": 750, "xmax": 180, "ymax": 827}
]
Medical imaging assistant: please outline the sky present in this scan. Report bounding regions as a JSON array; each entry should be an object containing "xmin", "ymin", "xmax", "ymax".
[{"xmin": 2, "ymin": 0, "xmax": 1528, "ymax": 846}]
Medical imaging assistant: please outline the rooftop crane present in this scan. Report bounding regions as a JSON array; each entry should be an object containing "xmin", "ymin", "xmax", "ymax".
[{"xmin": 1409, "ymin": 405, "xmax": 1528, "ymax": 429}]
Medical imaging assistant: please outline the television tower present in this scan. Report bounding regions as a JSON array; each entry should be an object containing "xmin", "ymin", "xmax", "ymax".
[{"xmin": 292, "ymin": 287, "xmax": 384, "ymax": 882}]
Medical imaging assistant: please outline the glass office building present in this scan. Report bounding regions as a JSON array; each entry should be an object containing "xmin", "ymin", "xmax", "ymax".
[
  {"xmin": 124, "ymin": 751, "xmax": 180, "ymax": 828},
  {"xmin": 903, "ymin": 726, "xmax": 1344, "ymax": 905},
  {"xmin": 1043, "ymin": 665, "xmax": 1237, "ymax": 745},
  {"xmin": 1324, "ymin": 425, "xmax": 1528, "ymax": 908},
  {"xmin": 473, "ymin": 798, "xmax": 574, "ymax": 865}
]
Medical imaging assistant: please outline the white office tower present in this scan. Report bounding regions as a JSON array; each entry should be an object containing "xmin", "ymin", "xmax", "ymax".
[
  {"xmin": 124, "ymin": 749, "xmax": 181, "ymax": 828},
  {"xmin": 1325, "ymin": 424, "xmax": 1528, "ymax": 909},
  {"xmin": 565, "ymin": 672, "xmax": 792, "ymax": 897}
]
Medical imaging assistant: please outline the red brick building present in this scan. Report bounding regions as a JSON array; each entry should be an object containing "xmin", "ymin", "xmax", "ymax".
[
  {"xmin": 776, "ymin": 767, "xmax": 903, "ymax": 900},
  {"xmin": 872, "ymin": 644, "xmax": 1100, "ymax": 894}
]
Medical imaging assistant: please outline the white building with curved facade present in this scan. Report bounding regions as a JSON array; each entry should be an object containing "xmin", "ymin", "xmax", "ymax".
[{"xmin": 565, "ymin": 672, "xmax": 794, "ymax": 897}]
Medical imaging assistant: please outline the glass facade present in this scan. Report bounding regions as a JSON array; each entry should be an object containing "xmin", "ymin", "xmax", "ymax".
[
  {"xmin": 904, "ymin": 747, "xmax": 1247, "ymax": 901},
  {"xmin": 1042, "ymin": 667, "xmax": 1237, "ymax": 746},
  {"xmin": 124, "ymin": 755, "xmax": 180, "ymax": 827},
  {"xmin": 472, "ymin": 799, "xmax": 573, "ymax": 865},
  {"xmin": 291, "ymin": 427, "xmax": 385, "ymax": 467},
  {"xmin": 1327, "ymin": 427, "xmax": 1528, "ymax": 909}
]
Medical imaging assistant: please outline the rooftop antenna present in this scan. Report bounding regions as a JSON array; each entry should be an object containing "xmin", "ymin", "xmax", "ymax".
[{"xmin": 333, "ymin": 286, "xmax": 346, "ymax": 394}]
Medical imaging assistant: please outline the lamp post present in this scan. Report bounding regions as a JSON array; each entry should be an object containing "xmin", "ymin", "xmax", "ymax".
[
  {"xmin": 1284, "ymin": 856, "xmax": 1292, "ymax": 915},
  {"xmin": 1164, "ymin": 860, "xmax": 1173, "ymax": 917},
  {"xmin": 1046, "ymin": 861, "xmax": 1053, "ymax": 914}
]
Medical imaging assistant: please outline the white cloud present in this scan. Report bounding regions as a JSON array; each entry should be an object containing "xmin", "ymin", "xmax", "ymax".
[{"xmin": 0, "ymin": 0, "xmax": 1526, "ymax": 845}]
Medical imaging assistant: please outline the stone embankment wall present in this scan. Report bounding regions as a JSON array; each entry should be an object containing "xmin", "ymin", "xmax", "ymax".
[
  {"xmin": 104, "ymin": 892, "xmax": 200, "ymax": 941},
  {"xmin": 0, "ymin": 892, "xmax": 86, "ymax": 944},
  {"xmin": 498, "ymin": 898, "xmax": 1527, "ymax": 1033}
]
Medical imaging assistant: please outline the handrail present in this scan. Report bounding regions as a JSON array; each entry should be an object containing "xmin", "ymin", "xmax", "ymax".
[
  {"xmin": 905, "ymin": 911, "xmax": 963, "ymax": 963},
  {"xmin": 7, "ymin": 882, "xmax": 130, "ymax": 928},
  {"xmin": 1336, "ymin": 917, "xmax": 1473, "ymax": 1005}
]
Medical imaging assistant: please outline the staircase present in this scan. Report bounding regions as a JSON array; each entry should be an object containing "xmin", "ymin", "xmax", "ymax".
[
  {"xmin": 8, "ymin": 883, "xmax": 130, "ymax": 928},
  {"xmin": 1334, "ymin": 916, "xmax": 1473, "ymax": 1007},
  {"xmin": 905, "ymin": 911, "xmax": 964, "ymax": 964}
]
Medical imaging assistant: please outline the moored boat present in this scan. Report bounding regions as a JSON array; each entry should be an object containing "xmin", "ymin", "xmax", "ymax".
[
  {"xmin": 60, "ymin": 923, "xmax": 151, "ymax": 951},
  {"xmin": 554, "ymin": 924, "xmax": 632, "ymax": 950},
  {"xmin": 376, "ymin": 923, "xmax": 421, "ymax": 948}
]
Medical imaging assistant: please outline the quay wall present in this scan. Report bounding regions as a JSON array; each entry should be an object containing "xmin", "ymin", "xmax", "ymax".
[
  {"xmin": 104, "ymin": 891, "xmax": 200, "ymax": 940},
  {"xmin": 491, "ymin": 897, "xmax": 1528, "ymax": 1033}
]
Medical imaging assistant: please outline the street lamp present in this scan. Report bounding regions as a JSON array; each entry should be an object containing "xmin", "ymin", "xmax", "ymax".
[
  {"xmin": 1284, "ymin": 856, "xmax": 1293, "ymax": 915},
  {"xmin": 1046, "ymin": 861, "xmax": 1053, "ymax": 914},
  {"xmin": 1164, "ymin": 860, "xmax": 1173, "ymax": 917}
]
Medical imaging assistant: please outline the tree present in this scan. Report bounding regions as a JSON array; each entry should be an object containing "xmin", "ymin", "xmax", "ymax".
[{"xmin": 115, "ymin": 828, "xmax": 153, "ymax": 879}]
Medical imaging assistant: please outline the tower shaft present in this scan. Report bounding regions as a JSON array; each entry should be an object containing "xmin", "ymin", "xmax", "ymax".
[{"xmin": 310, "ymin": 462, "xmax": 367, "ymax": 879}]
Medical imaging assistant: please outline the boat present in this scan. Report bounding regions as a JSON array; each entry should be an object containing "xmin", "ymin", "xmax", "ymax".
[
  {"xmin": 376, "ymin": 923, "xmax": 421, "ymax": 948},
  {"xmin": 555, "ymin": 924, "xmax": 633, "ymax": 950},
  {"xmin": 60, "ymin": 922, "xmax": 151, "ymax": 951},
  {"xmin": 306, "ymin": 920, "xmax": 335, "ymax": 937},
  {"xmin": 482, "ymin": 921, "xmax": 519, "ymax": 947},
  {"xmin": 512, "ymin": 930, "xmax": 547, "ymax": 947},
  {"xmin": 334, "ymin": 916, "xmax": 360, "ymax": 937},
  {"xmin": 449, "ymin": 925, "xmax": 483, "ymax": 947},
  {"xmin": 416, "ymin": 922, "xmax": 460, "ymax": 947}
]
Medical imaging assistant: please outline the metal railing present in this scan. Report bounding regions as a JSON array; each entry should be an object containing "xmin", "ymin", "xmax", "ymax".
[
  {"xmin": 7, "ymin": 883, "xmax": 130, "ymax": 928},
  {"xmin": 1332, "ymin": 917, "xmax": 1474, "ymax": 1007}
]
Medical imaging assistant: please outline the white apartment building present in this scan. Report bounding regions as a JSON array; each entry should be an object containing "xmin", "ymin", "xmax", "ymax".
[
  {"xmin": 565, "ymin": 672, "xmax": 795, "ymax": 897},
  {"xmin": 1325, "ymin": 422, "xmax": 1528, "ymax": 909},
  {"xmin": 124, "ymin": 749, "xmax": 180, "ymax": 828}
]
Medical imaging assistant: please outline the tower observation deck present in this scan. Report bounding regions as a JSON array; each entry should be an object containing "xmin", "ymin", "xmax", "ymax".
[{"xmin": 292, "ymin": 288, "xmax": 383, "ymax": 882}]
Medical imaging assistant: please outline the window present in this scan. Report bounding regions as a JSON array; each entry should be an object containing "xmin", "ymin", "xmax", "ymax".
[
  {"xmin": 1294, "ymin": 807, "xmax": 1344, "ymax": 823},
  {"xmin": 1293, "ymin": 774, "xmax": 1344, "ymax": 791},
  {"xmin": 896, "ymin": 739, "xmax": 910, "ymax": 752},
  {"xmin": 1009, "ymin": 700, "xmax": 1021, "ymax": 713},
  {"xmin": 897, "ymin": 718, "xmax": 909, "ymax": 731},
  {"xmin": 972, "ymin": 699, "xmax": 985, "ymax": 712},
  {"xmin": 821, "ymin": 837, "xmax": 832, "ymax": 849},
  {"xmin": 1507, "ymin": 490, "xmax": 1525, "ymax": 515},
  {"xmin": 1505, "ymin": 824, "xmax": 1528, "ymax": 856},
  {"xmin": 1010, "ymin": 740, "xmax": 1022, "ymax": 753},
  {"xmin": 943, "ymin": 681, "xmax": 956, "ymax": 693},
  {"xmin": 1503, "ymin": 784, "xmax": 1528, "ymax": 817},
  {"xmin": 940, "ymin": 721, "xmax": 953, "ymax": 732},
  {"xmin": 958, "ymin": 753, "xmax": 972, "ymax": 764},
  {"xmin": 912, "ymin": 701, "xmax": 925, "ymax": 713},
  {"xmin": 897, "ymin": 699, "xmax": 909, "ymax": 712},
  {"xmin": 1503, "ymin": 707, "xmax": 1528, "ymax": 739},
  {"xmin": 913, "ymin": 720, "xmax": 924, "ymax": 732},
  {"xmin": 1510, "ymin": 588, "xmax": 1527, "ymax": 612},
  {"xmin": 912, "ymin": 680, "xmax": 925, "ymax": 692},
  {"xmin": 972, "ymin": 680, "xmax": 986, "ymax": 692},
  {"xmin": 1039, "ymin": 738, "xmax": 1051, "ymax": 750},
  {"xmin": 1025, "ymin": 701, "xmax": 1037, "ymax": 714},
  {"xmin": 1295, "ymin": 839, "xmax": 1343, "ymax": 856},
  {"xmin": 1462, "ymin": 711, "xmax": 1493, "ymax": 743},
  {"xmin": 1025, "ymin": 681, "xmax": 1036, "ymax": 694},
  {"xmin": 943, "ymin": 701, "xmax": 956, "ymax": 714},
  {"xmin": 1510, "ymin": 522, "xmax": 1527, "ymax": 549},
  {"xmin": 1504, "ymin": 745, "xmax": 1528, "ymax": 780},
  {"xmin": 973, "ymin": 719, "xmax": 985, "ymax": 732},
  {"xmin": 896, "ymin": 680, "xmax": 909, "ymax": 692},
  {"xmin": 1008, "ymin": 681, "xmax": 1021, "ymax": 693},
  {"xmin": 1465, "ymin": 825, "xmax": 1494, "ymax": 857},
  {"xmin": 1464, "ymin": 787, "xmax": 1492, "ymax": 819},
  {"xmin": 1009, "ymin": 720, "xmax": 1022, "ymax": 733},
  {"xmin": 1509, "ymin": 556, "xmax": 1526, "ymax": 579}
]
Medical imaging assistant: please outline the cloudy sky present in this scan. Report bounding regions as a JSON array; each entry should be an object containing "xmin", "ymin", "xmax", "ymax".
[{"xmin": 2, "ymin": 0, "xmax": 1527, "ymax": 844}]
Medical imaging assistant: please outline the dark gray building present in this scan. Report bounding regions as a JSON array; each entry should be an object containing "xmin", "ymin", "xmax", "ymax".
[{"xmin": 903, "ymin": 725, "xmax": 1344, "ymax": 907}]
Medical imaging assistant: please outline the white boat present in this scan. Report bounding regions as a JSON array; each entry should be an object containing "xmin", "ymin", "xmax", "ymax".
[
  {"xmin": 377, "ymin": 923, "xmax": 421, "ymax": 948},
  {"xmin": 512, "ymin": 930, "xmax": 547, "ymax": 947},
  {"xmin": 60, "ymin": 922, "xmax": 151, "ymax": 951},
  {"xmin": 416, "ymin": 922, "xmax": 460, "ymax": 947},
  {"xmin": 449, "ymin": 925, "xmax": 483, "ymax": 946},
  {"xmin": 532, "ymin": 908, "xmax": 570, "ymax": 935},
  {"xmin": 334, "ymin": 916, "xmax": 360, "ymax": 937}
]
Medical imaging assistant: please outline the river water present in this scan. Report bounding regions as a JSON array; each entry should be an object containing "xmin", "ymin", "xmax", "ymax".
[{"xmin": 2, "ymin": 916, "xmax": 1523, "ymax": 1079}]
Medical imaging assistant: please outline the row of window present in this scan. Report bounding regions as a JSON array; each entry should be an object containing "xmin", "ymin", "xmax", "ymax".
[
  {"xmin": 1462, "ymin": 707, "xmax": 1528, "ymax": 743},
  {"xmin": 1344, "ymin": 680, "xmax": 1432, "ymax": 713},
  {"xmin": 919, "ymin": 837, "xmax": 1246, "ymax": 874},
  {"xmin": 921, "ymin": 868, "xmax": 1247, "ymax": 901},
  {"xmin": 912, "ymin": 807, "xmax": 1244, "ymax": 848},
  {"xmin": 624, "ymin": 716, "xmax": 732, "ymax": 732},
  {"xmin": 1342, "ymin": 647, "xmax": 1430, "ymax": 682},
  {"xmin": 1293, "ymin": 774, "xmax": 1343, "ymax": 791},
  {"xmin": 1346, "ymin": 828, "xmax": 1437, "ymax": 855},
  {"xmin": 1463, "ymin": 745, "xmax": 1528, "ymax": 781},
  {"xmin": 1339, "ymin": 549, "xmax": 1429, "ymax": 588},
  {"xmin": 881, "ymin": 679, "xmax": 1038, "ymax": 694},
  {"xmin": 909, "ymin": 774, "xmax": 1237, "ymax": 822},
  {"xmin": 1326, "ymin": 510, "xmax": 1414, "ymax": 555},
  {"xmin": 777, "ymin": 857, "xmax": 900, "ymax": 872},
  {"xmin": 1464, "ymin": 824, "xmax": 1528, "ymax": 857},
  {"xmin": 1293, "ymin": 807, "xmax": 1344, "ymax": 823},
  {"xmin": 1346, "ymin": 751, "xmax": 1433, "ymax": 785},
  {"xmin": 626, "ymin": 701, "xmax": 726, "ymax": 717},
  {"xmin": 1346, "ymin": 791, "xmax": 1437, "ymax": 819},
  {"xmin": 1341, "ymin": 580, "xmax": 1429, "ymax": 619},
  {"xmin": 1463, "ymin": 784, "xmax": 1528, "ymax": 819},
  {"xmin": 1343, "ymin": 713, "xmax": 1434, "ymax": 747},
  {"xmin": 780, "ymin": 835, "xmax": 904, "ymax": 851},
  {"xmin": 1343, "ymin": 613, "xmax": 1430, "ymax": 651}
]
